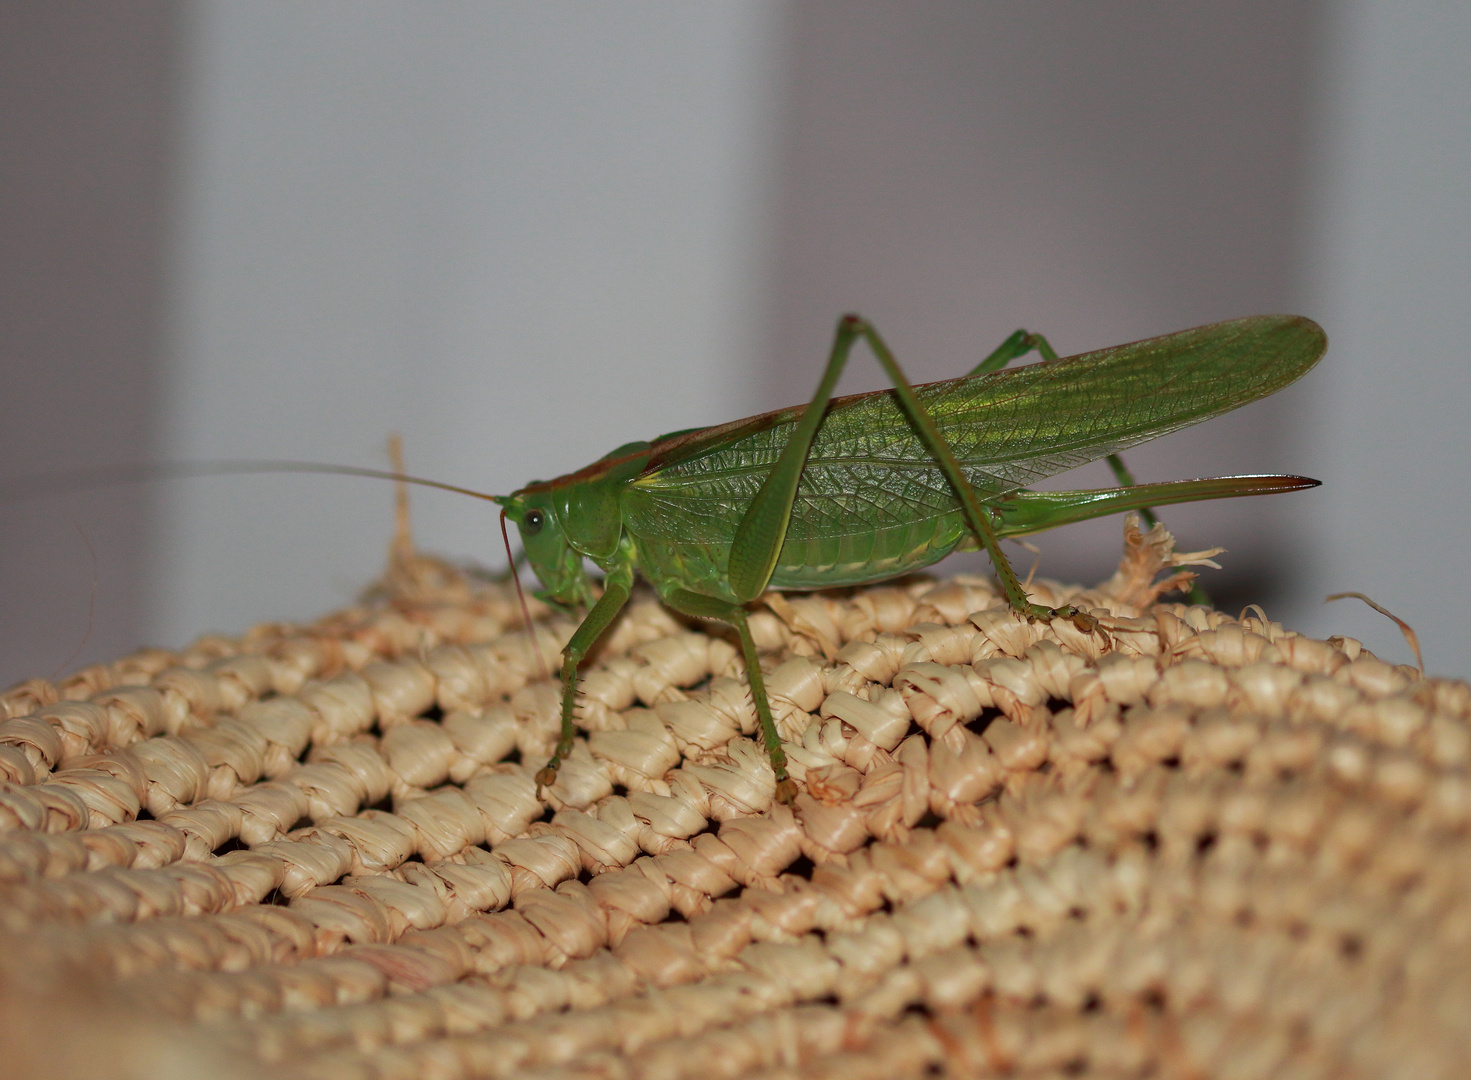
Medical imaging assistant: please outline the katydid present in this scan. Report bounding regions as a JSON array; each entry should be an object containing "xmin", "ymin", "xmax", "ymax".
[
  {"xmin": 9, "ymin": 313, "xmax": 1325, "ymax": 806},
  {"xmin": 493, "ymin": 313, "xmax": 1325, "ymax": 803}
]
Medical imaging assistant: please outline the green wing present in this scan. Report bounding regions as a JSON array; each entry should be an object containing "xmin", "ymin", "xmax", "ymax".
[{"xmin": 625, "ymin": 314, "xmax": 1324, "ymax": 556}]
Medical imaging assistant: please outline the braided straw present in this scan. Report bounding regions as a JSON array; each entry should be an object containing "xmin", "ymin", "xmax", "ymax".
[{"xmin": 1, "ymin": 517, "xmax": 1466, "ymax": 1080}]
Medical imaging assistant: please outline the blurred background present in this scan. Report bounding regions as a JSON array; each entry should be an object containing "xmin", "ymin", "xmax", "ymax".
[{"xmin": 1, "ymin": 1, "xmax": 1467, "ymax": 684}]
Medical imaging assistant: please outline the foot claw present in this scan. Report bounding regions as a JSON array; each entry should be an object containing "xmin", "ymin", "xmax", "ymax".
[
  {"xmin": 1063, "ymin": 607, "xmax": 1100, "ymax": 633},
  {"xmin": 1019, "ymin": 603, "xmax": 1099, "ymax": 634},
  {"xmin": 775, "ymin": 777, "xmax": 799, "ymax": 805}
]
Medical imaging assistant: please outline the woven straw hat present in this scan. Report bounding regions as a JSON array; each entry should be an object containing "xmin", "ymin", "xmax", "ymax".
[{"xmin": 1, "ymin": 518, "xmax": 1465, "ymax": 1079}]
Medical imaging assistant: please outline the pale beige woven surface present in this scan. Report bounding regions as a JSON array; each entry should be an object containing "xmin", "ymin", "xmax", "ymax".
[{"xmin": 0, "ymin": 521, "xmax": 1467, "ymax": 1079}]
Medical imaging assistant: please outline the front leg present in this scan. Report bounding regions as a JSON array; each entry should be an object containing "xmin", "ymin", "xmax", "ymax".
[{"xmin": 535, "ymin": 562, "xmax": 633, "ymax": 795}]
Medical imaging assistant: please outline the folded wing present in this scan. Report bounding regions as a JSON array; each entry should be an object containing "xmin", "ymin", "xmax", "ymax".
[{"xmin": 626, "ymin": 314, "xmax": 1325, "ymax": 550}]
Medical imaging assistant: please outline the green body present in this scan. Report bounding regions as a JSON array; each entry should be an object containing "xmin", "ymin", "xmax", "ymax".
[{"xmin": 498, "ymin": 314, "xmax": 1326, "ymax": 802}]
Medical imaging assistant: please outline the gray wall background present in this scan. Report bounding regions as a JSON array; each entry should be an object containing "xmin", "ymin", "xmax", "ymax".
[{"xmin": 2, "ymin": 1, "xmax": 1469, "ymax": 684}]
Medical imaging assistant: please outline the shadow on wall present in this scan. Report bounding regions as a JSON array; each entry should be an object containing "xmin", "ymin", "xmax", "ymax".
[{"xmin": 0, "ymin": 3, "xmax": 174, "ymax": 688}]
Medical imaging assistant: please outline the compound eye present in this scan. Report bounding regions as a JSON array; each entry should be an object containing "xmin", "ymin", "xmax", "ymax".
[{"xmin": 523, "ymin": 508, "xmax": 546, "ymax": 536}]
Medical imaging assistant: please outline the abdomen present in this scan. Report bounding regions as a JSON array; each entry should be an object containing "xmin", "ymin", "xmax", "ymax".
[{"xmin": 628, "ymin": 508, "xmax": 969, "ymax": 598}]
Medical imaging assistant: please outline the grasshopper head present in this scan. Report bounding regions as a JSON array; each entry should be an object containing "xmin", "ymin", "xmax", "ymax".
[{"xmin": 495, "ymin": 489, "xmax": 598, "ymax": 608}]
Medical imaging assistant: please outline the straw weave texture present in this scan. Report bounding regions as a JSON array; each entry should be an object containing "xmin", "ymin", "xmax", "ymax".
[{"xmin": 0, "ymin": 520, "xmax": 1467, "ymax": 1079}]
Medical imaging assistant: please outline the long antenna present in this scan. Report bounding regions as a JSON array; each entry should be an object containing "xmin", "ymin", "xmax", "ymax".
[
  {"xmin": 0, "ymin": 459, "xmax": 504, "ymax": 505},
  {"xmin": 6, "ymin": 455, "xmax": 557, "ymax": 673}
]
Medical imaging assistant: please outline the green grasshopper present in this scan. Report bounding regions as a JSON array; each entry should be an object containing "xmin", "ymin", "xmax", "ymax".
[
  {"xmin": 11, "ymin": 314, "xmax": 1322, "ymax": 805},
  {"xmin": 492, "ymin": 313, "xmax": 1325, "ymax": 803}
]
